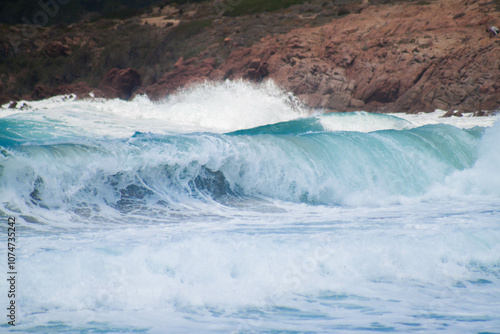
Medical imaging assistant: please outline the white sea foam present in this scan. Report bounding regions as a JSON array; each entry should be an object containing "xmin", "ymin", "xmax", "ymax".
[
  {"xmin": 389, "ymin": 109, "xmax": 499, "ymax": 129},
  {"xmin": 2, "ymin": 82, "xmax": 497, "ymax": 140},
  {"xmin": 15, "ymin": 203, "xmax": 500, "ymax": 332},
  {"xmin": 434, "ymin": 120, "xmax": 500, "ymax": 199},
  {"xmin": 319, "ymin": 111, "xmax": 412, "ymax": 132},
  {"xmin": 1, "ymin": 80, "xmax": 308, "ymax": 137}
]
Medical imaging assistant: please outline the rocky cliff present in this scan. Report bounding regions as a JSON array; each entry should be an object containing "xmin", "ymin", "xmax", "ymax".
[{"xmin": 1, "ymin": 0, "xmax": 499, "ymax": 113}]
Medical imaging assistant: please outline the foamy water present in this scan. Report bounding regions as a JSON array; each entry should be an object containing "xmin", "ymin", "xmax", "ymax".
[{"xmin": 1, "ymin": 81, "xmax": 499, "ymax": 333}]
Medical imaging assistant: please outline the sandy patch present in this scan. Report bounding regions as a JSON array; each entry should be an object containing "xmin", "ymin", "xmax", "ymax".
[{"xmin": 141, "ymin": 17, "xmax": 180, "ymax": 28}]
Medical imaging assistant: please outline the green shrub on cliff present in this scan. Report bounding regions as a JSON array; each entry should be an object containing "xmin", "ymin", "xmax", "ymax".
[{"xmin": 173, "ymin": 20, "xmax": 212, "ymax": 39}]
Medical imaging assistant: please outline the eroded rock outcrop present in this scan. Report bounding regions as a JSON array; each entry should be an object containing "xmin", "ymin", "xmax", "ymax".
[{"xmin": 98, "ymin": 68, "xmax": 141, "ymax": 100}]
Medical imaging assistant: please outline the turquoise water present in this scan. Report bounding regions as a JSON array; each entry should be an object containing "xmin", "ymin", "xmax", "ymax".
[{"xmin": 0, "ymin": 85, "xmax": 499, "ymax": 333}]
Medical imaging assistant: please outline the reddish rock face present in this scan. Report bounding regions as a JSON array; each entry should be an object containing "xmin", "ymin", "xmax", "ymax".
[
  {"xmin": 43, "ymin": 41, "xmax": 72, "ymax": 57},
  {"xmin": 140, "ymin": 0, "xmax": 500, "ymax": 113},
  {"xmin": 98, "ymin": 68, "xmax": 141, "ymax": 100}
]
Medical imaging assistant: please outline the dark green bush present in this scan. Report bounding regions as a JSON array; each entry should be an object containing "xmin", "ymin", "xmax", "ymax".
[{"xmin": 173, "ymin": 20, "xmax": 212, "ymax": 39}]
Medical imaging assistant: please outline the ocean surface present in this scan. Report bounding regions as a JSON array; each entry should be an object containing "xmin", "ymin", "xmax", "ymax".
[{"xmin": 1, "ymin": 81, "xmax": 499, "ymax": 333}]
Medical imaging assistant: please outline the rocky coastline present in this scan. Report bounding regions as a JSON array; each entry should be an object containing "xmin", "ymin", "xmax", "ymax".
[{"xmin": 1, "ymin": 0, "xmax": 499, "ymax": 114}]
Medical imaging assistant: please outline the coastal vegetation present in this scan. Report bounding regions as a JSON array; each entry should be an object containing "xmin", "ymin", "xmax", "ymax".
[{"xmin": 0, "ymin": 0, "xmax": 499, "ymax": 113}]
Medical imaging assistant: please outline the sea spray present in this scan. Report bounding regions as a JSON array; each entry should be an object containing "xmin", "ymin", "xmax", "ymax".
[
  {"xmin": 440, "ymin": 120, "xmax": 500, "ymax": 198},
  {"xmin": 2, "ymin": 80, "xmax": 309, "ymax": 137}
]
